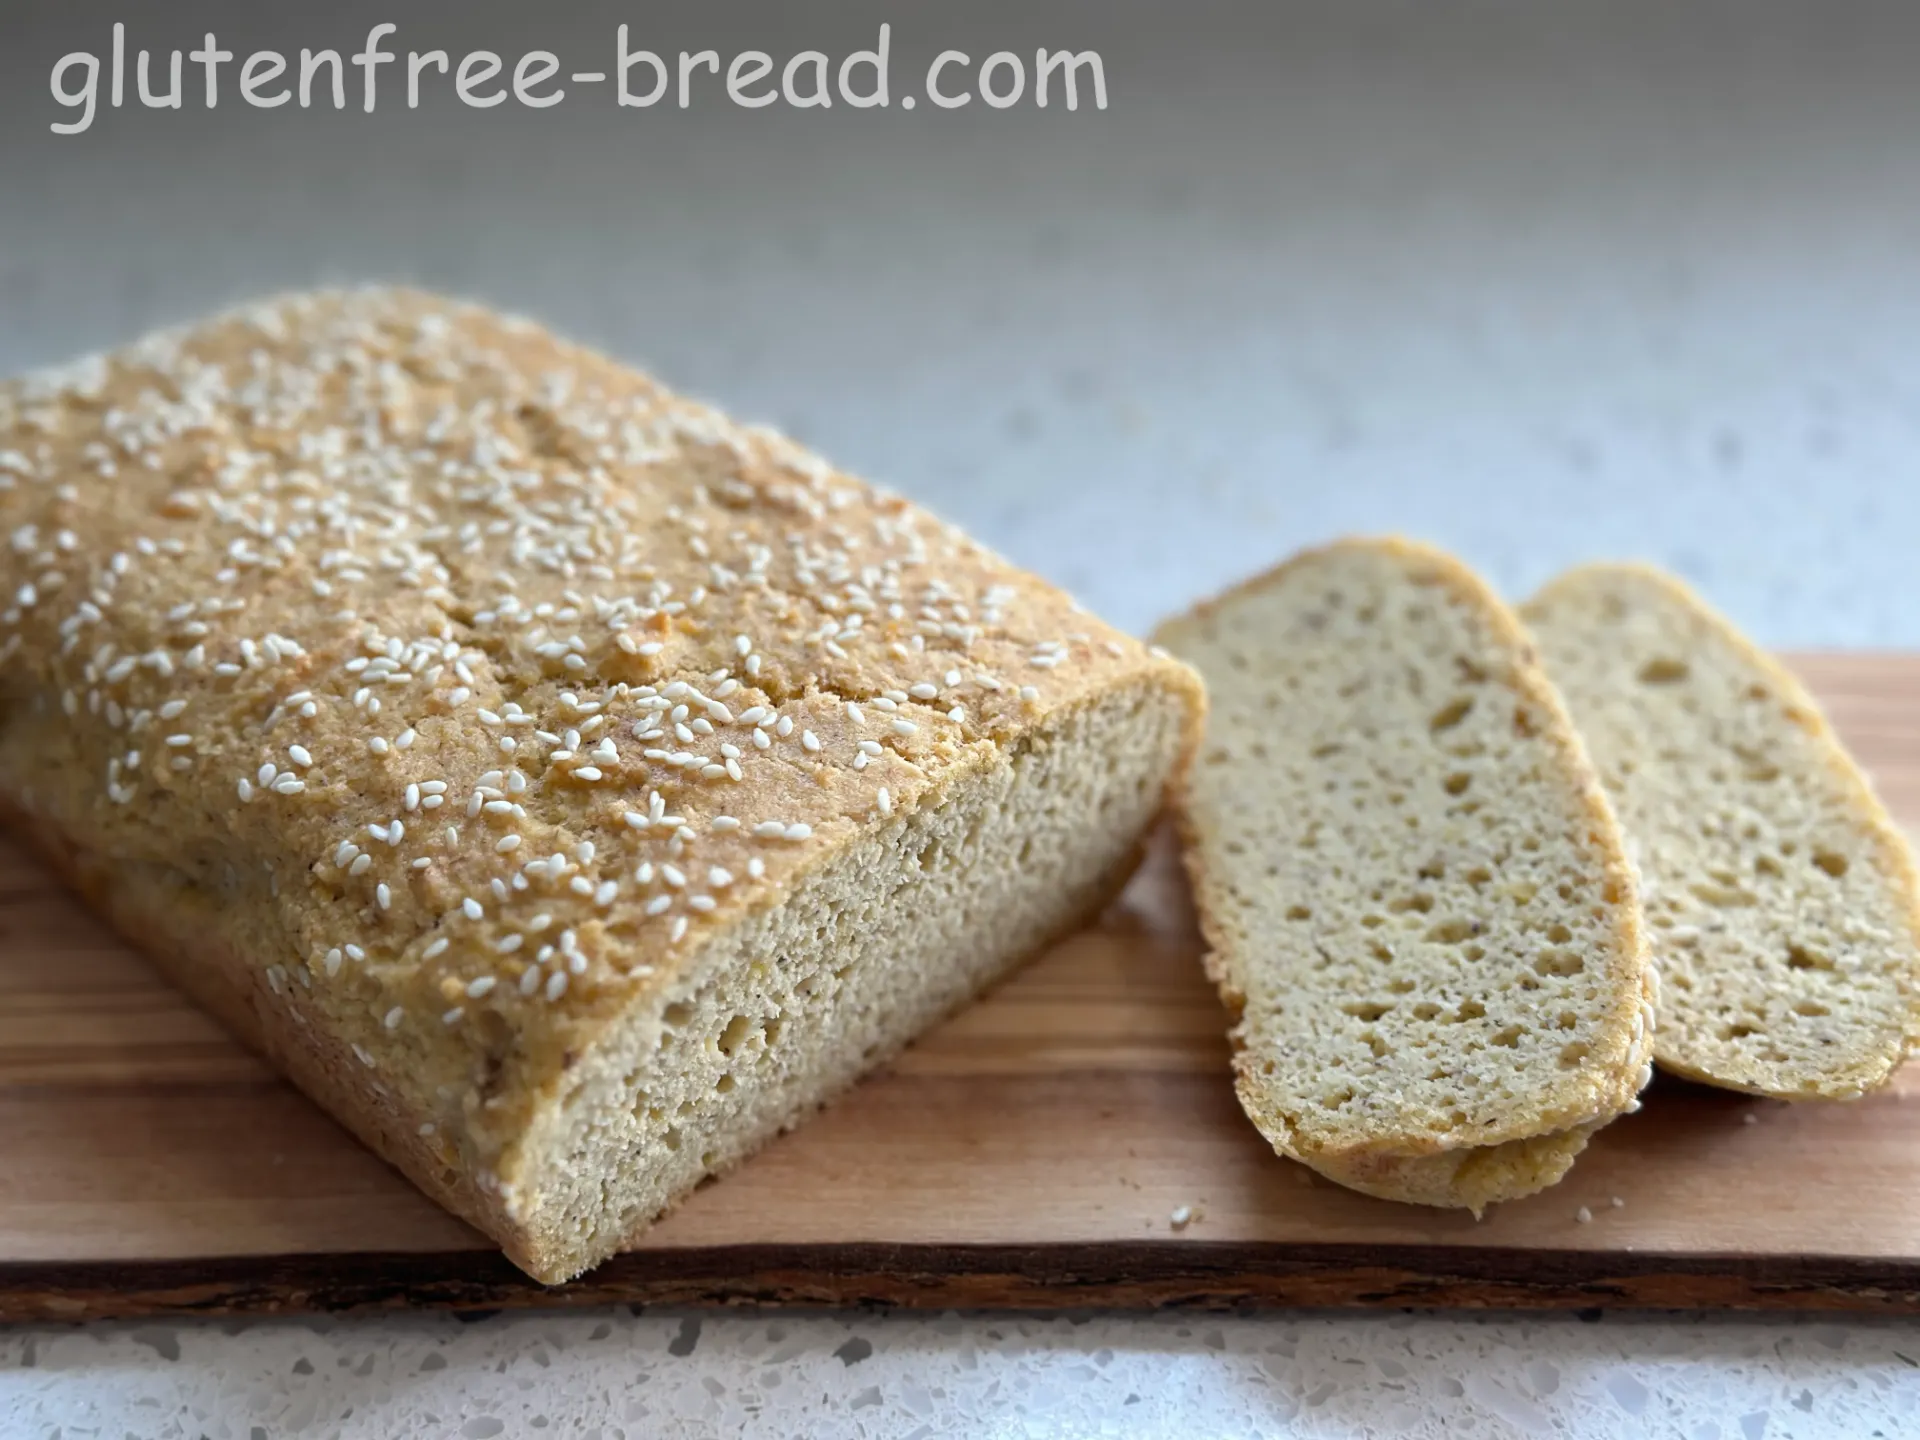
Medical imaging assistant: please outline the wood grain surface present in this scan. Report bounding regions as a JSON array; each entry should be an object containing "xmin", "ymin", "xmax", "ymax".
[{"xmin": 4, "ymin": 654, "xmax": 1919, "ymax": 1321}]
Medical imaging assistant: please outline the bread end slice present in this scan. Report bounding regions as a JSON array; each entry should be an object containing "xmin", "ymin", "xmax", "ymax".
[
  {"xmin": 1523, "ymin": 562, "xmax": 1920, "ymax": 1100},
  {"xmin": 1158, "ymin": 538, "xmax": 1655, "ymax": 1211}
]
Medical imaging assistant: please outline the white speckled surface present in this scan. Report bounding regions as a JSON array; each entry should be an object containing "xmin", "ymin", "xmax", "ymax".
[{"xmin": 6, "ymin": 0, "xmax": 1920, "ymax": 1433}]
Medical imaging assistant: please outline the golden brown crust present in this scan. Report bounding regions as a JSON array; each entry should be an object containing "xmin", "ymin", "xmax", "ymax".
[{"xmin": 0, "ymin": 288, "xmax": 1204, "ymax": 1270}]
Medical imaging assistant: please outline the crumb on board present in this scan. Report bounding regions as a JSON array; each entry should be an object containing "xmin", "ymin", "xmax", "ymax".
[
  {"xmin": 1169, "ymin": 1205, "xmax": 1195, "ymax": 1230},
  {"xmin": 1610, "ymin": 1196, "xmax": 1625, "ymax": 1209},
  {"xmin": 1742, "ymin": 1112, "xmax": 1760, "ymax": 1126},
  {"xmin": 1575, "ymin": 1205, "xmax": 1594, "ymax": 1224}
]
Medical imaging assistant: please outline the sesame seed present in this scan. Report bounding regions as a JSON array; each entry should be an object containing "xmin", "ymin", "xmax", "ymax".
[
  {"xmin": 349, "ymin": 853, "xmax": 373, "ymax": 877},
  {"xmin": 376, "ymin": 883, "xmax": 392, "ymax": 910},
  {"xmin": 288, "ymin": 744, "xmax": 313, "ymax": 767},
  {"xmin": 441, "ymin": 1007, "xmax": 464, "ymax": 1026},
  {"xmin": 383, "ymin": 1006, "xmax": 404, "ymax": 1030},
  {"xmin": 466, "ymin": 976, "xmax": 496, "ymax": 998},
  {"xmin": 423, "ymin": 937, "xmax": 450, "ymax": 960},
  {"xmin": 544, "ymin": 971, "xmax": 568, "ymax": 1002},
  {"xmin": 495, "ymin": 834, "xmax": 522, "ymax": 853},
  {"xmin": 891, "ymin": 719, "xmax": 917, "ymax": 736},
  {"xmin": 877, "ymin": 787, "xmax": 892, "ymax": 816},
  {"xmin": 645, "ymin": 894, "xmax": 672, "ymax": 916}
]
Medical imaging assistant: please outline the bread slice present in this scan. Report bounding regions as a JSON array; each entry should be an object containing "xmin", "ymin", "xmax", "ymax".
[
  {"xmin": 0, "ymin": 288, "xmax": 1204, "ymax": 1282},
  {"xmin": 1155, "ymin": 539, "xmax": 1655, "ymax": 1211},
  {"xmin": 1522, "ymin": 563, "xmax": 1920, "ymax": 1099}
]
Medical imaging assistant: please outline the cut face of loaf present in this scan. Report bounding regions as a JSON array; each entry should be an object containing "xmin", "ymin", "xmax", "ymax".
[
  {"xmin": 0, "ymin": 289, "xmax": 1204, "ymax": 1282},
  {"xmin": 1523, "ymin": 563, "xmax": 1920, "ymax": 1099},
  {"xmin": 1157, "ymin": 539, "xmax": 1655, "ymax": 1211}
]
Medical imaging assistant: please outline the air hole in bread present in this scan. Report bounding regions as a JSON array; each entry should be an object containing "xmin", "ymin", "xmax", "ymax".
[
  {"xmin": 1794, "ymin": 999, "xmax": 1831, "ymax": 1018},
  {"xmin": 1637, "ymin": 657, "xmax": 1690, "ymax": 684},
  {"xmin": 1786, "ymin": 942, "xmax": 1832, "ymax": 971},
  {"xmin": 1443, "ymin": 772, "xmax": 1472, "ymax": 796},
  {"xmin": 1343, "ymin": 1001, "xmax": 1392, "ymax": 1022},
  {"xmin": 1284, "ymin": 904, "xmax": 1311, "ymax": 921},
  {"xmin": 1491, "ymin": 1025, "xmax": 1523, "ymax": 1048},
  {"xmin": 1534, "ymin": 950, "xmax": 1584, "ymax": 977},
  {"xmin": 1812, "ymin": 850, "xmax": 1849, "ymax": 878},
  {"xmin": 1429, "ymin": 697, "xmax": 1472, "ymax": 733},
  {"xmin": 1426, "ymin": 918, "xmax": 1481, "ymax": 945},
  {"xmin": 716, "ymin": 1014, "xmax": 755, "ymax": 1057}
]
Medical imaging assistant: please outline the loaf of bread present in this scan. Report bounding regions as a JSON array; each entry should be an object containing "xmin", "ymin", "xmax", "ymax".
[
  {"xmin": 1523, "ymin": 563, "xmax": 1920, "ymax": 1099},
  {"xmin": 1156, "ymin": 539, "xmax": 1655, "ymax": 1210},
  {"xmin": 0, "ymin": 289, "xmax": 1204, "ymax": 1282}
]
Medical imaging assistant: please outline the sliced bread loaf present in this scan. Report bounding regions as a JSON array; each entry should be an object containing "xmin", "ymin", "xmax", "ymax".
[
  {"xmin": 1156, "ymin": 539, "xmax": 1655, "ymax": 1211},
  {"xmin": 1523, "ymin": 563, "xmax": 1920, "ymax": 1099},
  {"xmin": 0, "ymin": 289, "xmax": 1205, "ymax": 1282}
]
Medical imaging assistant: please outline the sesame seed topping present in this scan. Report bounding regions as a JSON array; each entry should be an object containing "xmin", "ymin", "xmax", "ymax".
[{"xmin": 5, "ymin": 291, "xmax": 1120, "ymax": 1064}]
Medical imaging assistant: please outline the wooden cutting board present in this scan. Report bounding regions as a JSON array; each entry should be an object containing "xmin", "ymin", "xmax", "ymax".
[{"xmin": 4, "ymin": 654, "xmax": 1919, "ymax": 1322}]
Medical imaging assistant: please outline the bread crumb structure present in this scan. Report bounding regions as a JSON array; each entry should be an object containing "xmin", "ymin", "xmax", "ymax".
[
  {"xmin": 1157, "ymin": 538, "xmax": 1655, "ymax": 1212},
  {"xmin": 0, "ymin": 289, "xmax": 1203, "ymax": 1281},
  {"xmin": 1525, "ymin": 563, "xmax": 1920, "ymax": 1099}
]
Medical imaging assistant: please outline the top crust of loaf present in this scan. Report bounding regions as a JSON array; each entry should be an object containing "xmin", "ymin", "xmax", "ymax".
[
  {"xmin": 1158, "ymin": 538, "xmax": 1654, "ymax": 1196},
  {"xmin": 1524, "ymin": 562, "xmax": 1920, "ymax": 1099},
  {"xmin": 0, "ymin": 288, "xmax": 1203, "ymax": 1205}
]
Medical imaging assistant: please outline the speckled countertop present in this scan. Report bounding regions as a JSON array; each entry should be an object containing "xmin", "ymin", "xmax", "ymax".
[{"xmin": 6, "ymin": 0, "xmax": 1920, "ymax": 1434}]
